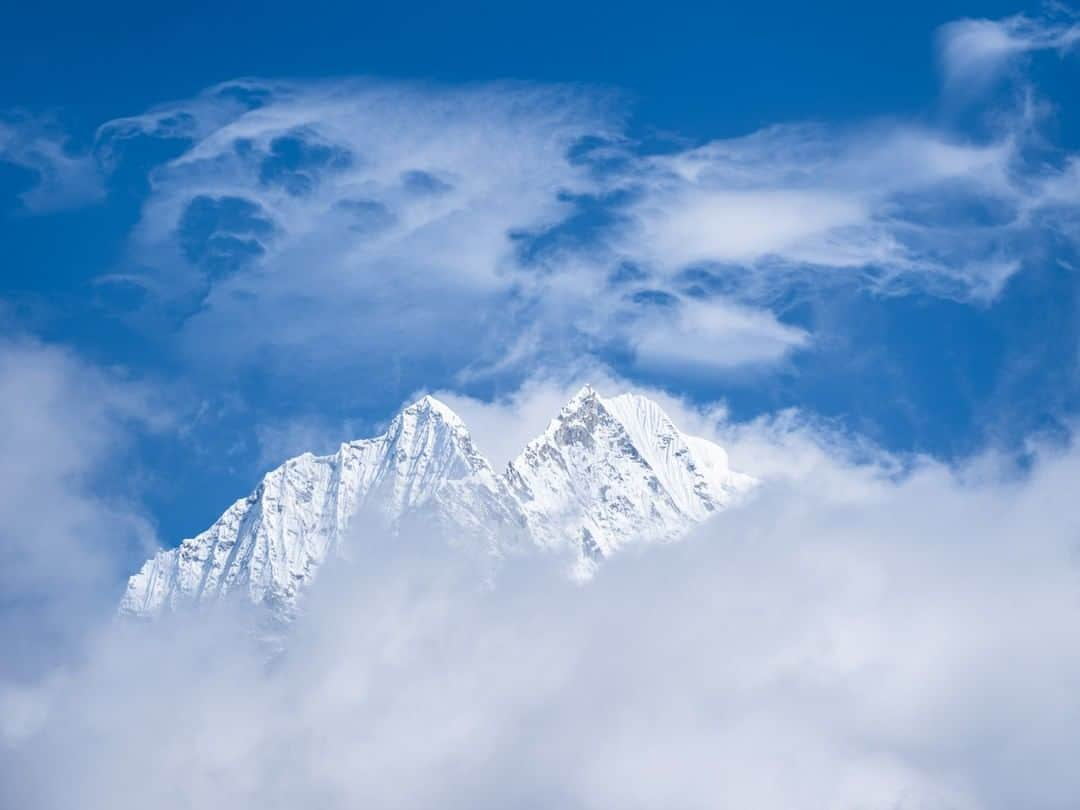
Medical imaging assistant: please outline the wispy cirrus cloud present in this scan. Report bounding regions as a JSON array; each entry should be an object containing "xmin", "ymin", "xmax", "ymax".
[
  {"xmin": 12, "ymin": 8, "xmax": 1068, "ymax": 398},
  {"xmin": 612, "ymin": 122, "xmax": 1034, "ymax": 301},
  {"xmin": 0, "ymin": 114, "xmax": 104, "ymax": 212},
  {"xmin": 938, "ymin": 8, "xmax": 1080, "ymax": 96},
  {"xmin": 96, "ymin": 79, "xmax": 619, "ymax": 385}
]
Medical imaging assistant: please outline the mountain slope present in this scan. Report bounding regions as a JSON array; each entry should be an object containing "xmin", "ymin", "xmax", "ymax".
[
  {"xmin": 505, "ymin": 386, "xmax": 756, "ymax": 576},
  {"xmin": 120, "ymin": 396, "xmax": 523, "ymax": 619},
  {"xmin": 121, "ymin": 388, "xmax": 756, "ymax": 620}
]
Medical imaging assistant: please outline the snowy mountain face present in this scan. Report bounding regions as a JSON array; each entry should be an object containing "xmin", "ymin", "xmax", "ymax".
[
  {"xmin": 506, "ymin": 386, "xmax": 755, "ymax": 577},
  {"xmin": 121, "ymin": 387, "xmax": 756, "ymax": 620}
]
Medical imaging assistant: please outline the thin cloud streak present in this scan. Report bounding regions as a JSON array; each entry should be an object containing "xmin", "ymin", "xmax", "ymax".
[
  {"xmin": 938, "ymin": 10, "xmax": 1080, "ymax": 95},
  {"xmin": 0, "ymin": 115, "xmax": 104, "ymax": 212}
]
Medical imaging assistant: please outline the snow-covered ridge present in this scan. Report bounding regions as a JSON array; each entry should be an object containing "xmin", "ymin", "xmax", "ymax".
[
  {"xmin": 506, "ymin": 385, "xmax": 755, "ymax": 577},
  {"xmin": 121, "ymin": 387, "xmax": 756, "ymax": 619}
]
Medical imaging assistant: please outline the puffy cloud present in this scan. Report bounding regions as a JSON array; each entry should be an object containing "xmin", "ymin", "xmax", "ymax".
[
  {"xmin": 4, "ymin": 395, "xmax": 1080, "ymax": 809},
  {"xmin": 0, "ymin": 335, "xmax": 165, "ymax": 678}
]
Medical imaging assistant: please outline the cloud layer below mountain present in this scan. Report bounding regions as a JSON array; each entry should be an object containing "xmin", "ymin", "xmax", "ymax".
[{"xmin": 3, "ymin": 380, "xmax": 1079, "ymax": 810}]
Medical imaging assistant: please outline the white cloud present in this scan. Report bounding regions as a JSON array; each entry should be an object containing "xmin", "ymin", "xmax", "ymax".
[
  {"xmin": 628, "ymin": 186, "xmax": 868, "ymax": 267},
  {"xmin": 4, "ymin": 396, "xmax": 1080, "ymax": 809},
  {"xmin": 614, "ymin": 121, "xmax": 1056, "ymax": 302},
  {"xmin": 938, "ymin": 11, "xmax": 1080, "ymax": 95},
  {"xmin": 76, "ymin": 29, "xmax": 1079, "ymax": 391},
  {"xmin": 101, "ymin": 79, "xmax": 616, "ymax": 384},
  {"xmin": 0, "ymin": 335, "xmax": 165, "ymax": 678},
  {"xmin": 0, "ymin": 115, "xmax": 104, "ymax": 212},
  {"xmin": 626, "ymin": 296, "xmax": 809, "ymax": 373},
  {"xmin": 432, "ymin": 374, "xmax": 593, "ymax": 469}
]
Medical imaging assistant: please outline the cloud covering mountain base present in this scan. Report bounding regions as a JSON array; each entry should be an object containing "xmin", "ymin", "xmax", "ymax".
[{"xmin": 4, "ymin": 423, "xmax": 1080, "ymax": 810}]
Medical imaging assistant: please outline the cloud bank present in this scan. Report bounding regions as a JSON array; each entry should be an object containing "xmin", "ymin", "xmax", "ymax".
[
  {"xmin": 3, "ymin": 397, "xmax": 1080, "ymax": 810},
  {"xmin": 0, "ymin": 335, "xmax": 164, "ymax": 679}
]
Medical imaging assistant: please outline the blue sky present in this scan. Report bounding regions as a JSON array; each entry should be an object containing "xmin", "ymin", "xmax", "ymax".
[
  {"xmin": 8, "ymin": 6, "xmax": 1080, "ymax": 807},
  {"xmin": 2, "ymin": 1, "xmax": 1080, "ymax": 573}
]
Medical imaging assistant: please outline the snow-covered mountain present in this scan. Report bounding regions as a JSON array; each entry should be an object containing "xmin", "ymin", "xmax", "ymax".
[
  {"xmin": 506, "ymin": 386, "xmax": 755, "ymax": 577},
  {"xmin": 121, "ymin": 387, "xmax": 756, "ymax": 620}
]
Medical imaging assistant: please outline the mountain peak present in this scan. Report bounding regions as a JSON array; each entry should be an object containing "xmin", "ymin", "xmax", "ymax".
[
  {"xmin": 562, "ymin": 383, "xmax": 599, "ymax": 411},
  {"xmin": 506, "ymin": 388, "xmax": 756, "ymax": 576},
  {"xmin": 399, "ymin": 394, "xmax": 464, "ymax": 426},
  {"xmin": 383, "ymin": 396, "xmax": 472, "ymax": 450},
  {"xmin": 123, "ymin": 387, "xmax": 755, "ymax": 619}
]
